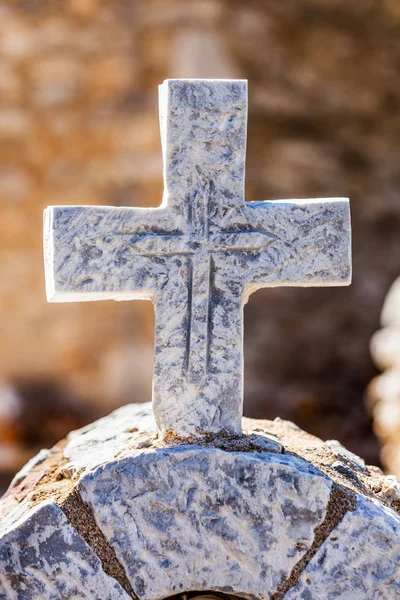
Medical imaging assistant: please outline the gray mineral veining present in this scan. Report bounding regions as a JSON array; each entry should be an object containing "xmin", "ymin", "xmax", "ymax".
[
  {"xmin": 44, "ymin": 79, "xmax": 352, "ymax": 436},
  {"xmin": 0, "ymin": 501, "xmax": 131, "ymax": 600}
]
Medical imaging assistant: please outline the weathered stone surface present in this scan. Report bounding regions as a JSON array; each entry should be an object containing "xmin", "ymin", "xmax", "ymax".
[
  {"xmin": 64, "ymin": 402, "xmax": 156, "ymax": 474},
  {"xmin": 325, "ymin": 438, "xmax": 366, "ymax": 472},
  {"xmin": 44, "ymin": 79, "xmax": 351, "ymax": 437},
  {"xmin": 0, "ymin": 500, "xmax": 131, "ymax": 600},
  {"xmin": 79, "ymin": 447, "xmax": 331, "ymax": 600},
  {"xmin": 382, "ymin": 475, "xmax": 400, "ymax": 502},
  {"xmin": 9, "ymin": 448, "xmax": 50, "ymax": 488},
  {"xmin": 1, "ymin": 404, "xmax": 400, "ymax": 600},
  {"xmin": 63, "ymin": 402, "xmax": 282, "ymax": 475},
  {"xmin": 284, "ymin": 496, "xmax": 400, "ymax": 599}
]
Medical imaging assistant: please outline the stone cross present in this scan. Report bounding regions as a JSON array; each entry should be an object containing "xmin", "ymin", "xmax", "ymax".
[{"xmin": 44, "ymin": 79, "xmax": 351, "ymax": 437}]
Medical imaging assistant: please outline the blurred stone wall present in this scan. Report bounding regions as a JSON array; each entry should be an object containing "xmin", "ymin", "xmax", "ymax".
[{"xmin": 1, "ymin": 0, "xmax": 400, "ymax": 478}]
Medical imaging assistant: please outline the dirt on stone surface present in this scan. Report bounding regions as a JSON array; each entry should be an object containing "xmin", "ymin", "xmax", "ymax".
[
  {"xmin": 2, "ymin": 415, "xmax": 398, "ymax": 521},
  {"xmin": 162, "ymin": 416, "xmax": 400, "ymax": 515},
  {"xmin": 244, "ymin": 417, "xmax": 400, "ymax": 515},
  {"xmin": 1, "ymin": 0, "xmax": 400, "ymax": 488}
]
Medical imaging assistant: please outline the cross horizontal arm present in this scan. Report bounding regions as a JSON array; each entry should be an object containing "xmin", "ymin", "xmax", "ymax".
[
  {"xmin": 237, "ymin": 197, "xmax": 351, "ymax": 297},
  {"xmin": 44, "ymin": 205, "xmax": 182, "ymax": 302}
]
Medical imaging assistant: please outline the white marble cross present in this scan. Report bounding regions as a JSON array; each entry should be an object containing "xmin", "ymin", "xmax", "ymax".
[{"xmin": 44, "ymin": 79, "xmax": 351, "ymax": 437}]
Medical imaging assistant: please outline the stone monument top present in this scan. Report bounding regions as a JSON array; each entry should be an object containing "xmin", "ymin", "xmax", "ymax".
[{"xmin": 44, "ymin": 79, "xmax": 351, "ymax": 437}]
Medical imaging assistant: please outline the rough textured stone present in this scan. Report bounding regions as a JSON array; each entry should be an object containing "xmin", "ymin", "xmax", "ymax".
[
  {"xmin": 9, "ymin": 448, "xmax": 50, "ymax": 488},
  {"xmin": 382, "ymin": 475, "xmax": 400, "ymax": 502},
  {"xmin": 325, "ymin": 439, "xmax": 366, "ymax": 472},
  {"xmin": 64, "ymin": 402, "xmax": 156, "ymax": 473},
  {"xmin": 44, "ymin": 79, "xmax": 351, "ymax": 437},
  {"xmin": 1, "ymin": 404, "xmax": 399, "ymax": 600},
  {"xmin": 284, "ymin": 496, "xmax": 400, "ymax": 599},
  {"xmin": 79, "ymin": 447, "xmax": 331, "ymax": 600},
  {"xmin": 0, "ymin": 500, "xmax": 131, "ymax": 600},
  {"xmin": 63, "ymin": 402, "xmax": 282, "ymax": 473}
]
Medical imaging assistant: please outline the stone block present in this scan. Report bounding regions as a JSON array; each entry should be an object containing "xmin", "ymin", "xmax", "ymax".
[
  {"xmin": 284, "ymin": 496, "xmax": 400, "ymax": 599},
  {"xmin": 0, "ymin": 500, "xmax": 131, "ymax": 600}
]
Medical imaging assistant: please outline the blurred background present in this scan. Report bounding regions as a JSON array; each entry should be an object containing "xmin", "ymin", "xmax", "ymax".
[{"xmin": 1, "ymin": 0, "xmax": 400, "ymax": 492}]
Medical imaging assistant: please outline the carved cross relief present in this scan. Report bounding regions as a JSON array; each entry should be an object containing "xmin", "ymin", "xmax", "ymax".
[{"xmin": 44, "ymin": 79, "xmax": 351, "ymax": 436}]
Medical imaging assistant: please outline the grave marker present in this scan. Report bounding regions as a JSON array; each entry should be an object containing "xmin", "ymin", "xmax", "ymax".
[{"xmin": 44, "ymin": 79, "xmax": 351, "ymax": 436}]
